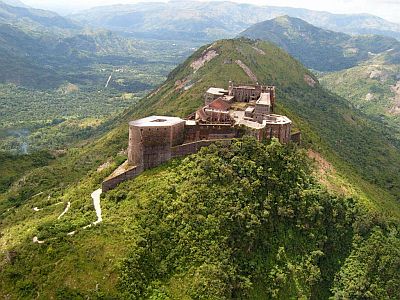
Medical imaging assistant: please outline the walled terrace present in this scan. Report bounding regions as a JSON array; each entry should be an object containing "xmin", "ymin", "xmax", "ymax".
[{"xmin": 102, "ymin": 82, "xmax": 298, "ymax": 191}]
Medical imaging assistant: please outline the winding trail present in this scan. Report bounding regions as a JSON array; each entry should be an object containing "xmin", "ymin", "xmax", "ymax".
[
  {"xmin": 32, "ymin": 189, "xmax": 103, "ymax": 243},
  {"xmin": 82, "ymin": 189, "xmax": 103, "ymax": 229},
  {"xmin": 57, "ymin": 202, "xmax": 71, "ymax": 220},
  {"xmin": 91, "ymin": 189, "xmax": 103, "ymax": 225}
]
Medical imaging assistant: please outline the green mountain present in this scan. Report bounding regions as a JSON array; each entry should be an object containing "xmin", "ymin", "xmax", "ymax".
[
  {"xmin": 0, "ymin": 1, "xmax": 78, "ymax": 30},
  {"xmin": 320, "ymin": 52, "xmax": 400, "ymax": 142},
  {"xmin": 70, "ymin": 1, "xmax": 400, "ymax": 41},
  {"xmin": 240, "ymin": 16, "xmax": 400, "ymax": 72},
  {"xmin": 1, "ymin": 38, "xmax": 399, "ymax": 299}
]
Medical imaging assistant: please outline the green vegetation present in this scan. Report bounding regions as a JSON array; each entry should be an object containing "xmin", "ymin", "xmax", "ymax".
[
  {"xmin": 0, "ymin": 84, "xmax": 144, "ymax": 152},
  {"xmin": 320, "ymin": 55, "xmax": 400, "ymax": 145},
  {"xmin": 116, "ymin": 138, "xmax": 357, "ymax": 299},
  {"xmin": 0, "ymin": 21, "xmax": 201, "ymax": 152},
  {"xmin": 240, "ymin": 16, "xmax": 400, "ymax": 71},
  {"xmin": 1, "ymin": 138, "xmax": 399, "ymax": 299},
  {"xmin": 1, "ymin": 38, "xmax": 400, "ymax": 299},
  {"xmin": 0, "ymin": 151, "xmax": 54, "ymax": 193}
]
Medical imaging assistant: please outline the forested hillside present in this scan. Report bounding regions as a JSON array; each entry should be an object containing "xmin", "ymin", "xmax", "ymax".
[
  {"xmin": 1, "ymin": 39, "xmax": 399, "ymax": 299},
  {"xmin": 240, "ymin": 16, "xmax": 400, "ymax": 72},
  {"xmin": 320, "ymin": 52, "xmax": 400, "ymax": 143}
]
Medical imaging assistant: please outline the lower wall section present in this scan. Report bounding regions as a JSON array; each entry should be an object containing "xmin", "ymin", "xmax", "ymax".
[
  {"xmin": 171, "ymin": 139, "xmax": 232, "ymax": 158},
  {"xmin": 102, "ymin": 139, "xmax": 233, "ymax": 192},
  {"xmin": 102, "ymin": 162, "xmax": 142, "ymax": 192},
  {"xmin": 290, "ymin": 131, "xmax": 301, "ymax": 144}
]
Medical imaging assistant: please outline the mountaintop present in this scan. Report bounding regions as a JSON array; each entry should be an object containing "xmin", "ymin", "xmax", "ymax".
[
  {"xmin": 1, "ymin": 38, "xmax": 400, "ymax": 299},
  {"xmin": 240, "ymin": 15, "xmax": 400, "ymax": 72}
]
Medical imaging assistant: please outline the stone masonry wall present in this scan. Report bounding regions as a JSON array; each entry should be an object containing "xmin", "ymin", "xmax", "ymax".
[{"xmin": 102, "ymin": 164, "xmax": 142, "ymax": 192}]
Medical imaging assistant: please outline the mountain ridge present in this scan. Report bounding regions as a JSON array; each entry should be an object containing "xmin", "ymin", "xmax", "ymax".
[
  {"xmin": 240, "ymin": 15, "xmax": 400, "ymax": 72},
  {"xmin": 0, "ymin": 1, "xmax": 79, "ymax": 30},
  {"xmin": 70, "ymin": 1, "xmax": 400, "ymax": 41}
]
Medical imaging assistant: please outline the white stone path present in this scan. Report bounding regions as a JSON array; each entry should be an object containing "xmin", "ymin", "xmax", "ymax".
[
  {"xmin": 57, "ymin": 202, "xmax": 71, "ymax": 220},
  {"xmin": 91, "ymin": 189, "xmax": 103, "ymax": 225},
  {"xmin": 33, "ymin": 189, "xmax": 103, "ymax": 242}
]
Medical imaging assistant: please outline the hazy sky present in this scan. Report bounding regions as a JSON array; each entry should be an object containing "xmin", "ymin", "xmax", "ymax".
[{"xmin": 22, "ymin": 0, "xmax": 400, "ymax": 23}]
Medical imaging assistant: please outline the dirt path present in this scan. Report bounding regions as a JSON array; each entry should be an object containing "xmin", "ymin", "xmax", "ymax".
[
  {"xmin": 91, "ymin": 189, "xmax": 103, "ymax": 225},
  {"xmin": 33, "ymin": 189, "xmax": 103, "ymax": 242},
  {"xmin": 57, "ymin": 202, "xmax": 71, "ymax": 220},
  {"xmin": 235, "ymin": 60, "xmax": 258, "ymax": 82}
]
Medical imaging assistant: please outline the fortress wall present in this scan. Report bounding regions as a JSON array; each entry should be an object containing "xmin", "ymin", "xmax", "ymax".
[
  {"xmin": 264, "ymin": 123, "xmax": 291, "ymax": 144},
  {"xmin": 184, "ymin": 124, "xmax": 238, "ymax": 142},
  {"xmin": 171, "ymin": 121, "xmax": 186, "ymax": 146},
  {"xmin": 102, "ymin": 164, "xmax": 142, "ymax": 192},
  {"xmin": 171, "ymin": 139, "xmax": 232, "ymax": 158},
  {"xmin": 128, "ymin": 126, "xmax": 143, "ymax": 166},
  {"xmin": 291, "ymin": 132, "xmax": 302, "ymax": 144},
  {"xmin": 128, "ymin": 120, "xmax": 186, "ymax": 170},
  {"xmin": 141, "ymin": 126, "xmax": 173, "ymax": 170}
]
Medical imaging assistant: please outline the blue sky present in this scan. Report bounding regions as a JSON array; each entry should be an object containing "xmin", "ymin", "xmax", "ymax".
[{"xmin": 22, "ymin": 0, "xmax": 400, "ymax": 23}]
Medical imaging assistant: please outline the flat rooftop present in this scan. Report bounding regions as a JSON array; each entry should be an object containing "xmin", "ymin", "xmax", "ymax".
[
  {"xmin": 257, "ymin": 93, "xmax": 271, "ymax": 106},
  {"xmin": 263, "ymin": 114, "xmax": 292, "ymax": 125},
  {"xmin": 206, "ymin": 87, "xmax": 228, "ymax": 95},
  {"xmin": 230, "ymin": 111, "xmax": 291, "ymax": 129},
  {"xmin": 129, "ymin": 116, "xmax": 185, "ymax": 127}
]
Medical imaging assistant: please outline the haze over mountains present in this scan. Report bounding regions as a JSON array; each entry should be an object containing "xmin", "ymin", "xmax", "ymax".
[
  {"xmin": 0, "ymin": 0, "xmax": 78, "ymax": 30},
  {"xmin": 70, "ymin": 1, "xmax": 400, "ymax": 41}
]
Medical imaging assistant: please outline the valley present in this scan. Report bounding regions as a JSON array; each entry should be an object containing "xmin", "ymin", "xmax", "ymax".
[{"xmin": 0, "ymin": 0, "xmax": 400, "ymax": 299}]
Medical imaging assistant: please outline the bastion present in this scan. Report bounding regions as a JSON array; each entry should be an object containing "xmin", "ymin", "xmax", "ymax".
[{"xmin": 128, "ymin": 116, "xmax": 186, "ymax": 171}]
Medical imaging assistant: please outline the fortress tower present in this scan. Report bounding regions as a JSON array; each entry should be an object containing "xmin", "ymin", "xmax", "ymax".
[{"xmin": 128, "ymin": 116, "xmax": 186, "ymax": 170}]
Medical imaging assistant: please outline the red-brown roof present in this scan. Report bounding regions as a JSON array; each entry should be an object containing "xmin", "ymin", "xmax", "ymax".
[{"xmin": 208, "ymin": 98, "xmax": 231, "ymax": 111}]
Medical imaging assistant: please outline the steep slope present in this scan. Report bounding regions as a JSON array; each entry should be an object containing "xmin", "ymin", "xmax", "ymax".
[
  {"xmin": 1, "ymin": 39, "xmax": 400, "ymax": 299},
  {"xmin": 240, "ymin": 16, "xmax": 400, "ymax": 71},
  {"xmin": 70, "ymin": 1, "xmax": 400, "ymax": 41},
  {"xmin": 320, "ymin": 52, "xmax": 400, "ymax": 143}
]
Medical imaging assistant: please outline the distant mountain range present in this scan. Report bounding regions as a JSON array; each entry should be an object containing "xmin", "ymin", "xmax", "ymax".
[
  {"xmin": 1, "ymin": 0, "xmax": 28, "ymax": 8},
  {"xmin": 70, "ymin": 1, "xmax": 400, "ymax": 41},
  {"xmin": 0, "ymin": 1, "xmax": 79, "ymax": 31},
  {"xmin": 0, "ymin": 1, "xmax": 196, "ymax": 89},
  {"xmin": 240, "ymin": 16, "xmax": 400, "ymax": 72}
]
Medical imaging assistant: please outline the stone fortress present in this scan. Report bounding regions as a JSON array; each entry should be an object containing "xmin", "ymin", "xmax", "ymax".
[{"xmin": 102, "ymin": 82, "xmax": 298, "ymax": 191}]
